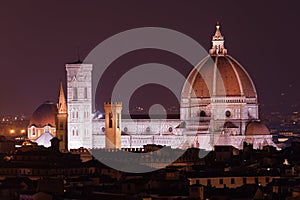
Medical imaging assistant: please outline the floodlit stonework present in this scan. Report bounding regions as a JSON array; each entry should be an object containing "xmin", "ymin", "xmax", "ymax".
[
  {"xmin": 66, "ymin": 62, "xmax": 93, "ymax": 149},
  {"xmin": 29, "ymin": 23, "xmax": 278, "ymax": 150}
]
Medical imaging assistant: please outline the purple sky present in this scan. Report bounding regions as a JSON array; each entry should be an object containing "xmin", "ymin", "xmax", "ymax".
[{"xmin": 0, "ymin": 1, "xmax": 299, "ymax": 116}]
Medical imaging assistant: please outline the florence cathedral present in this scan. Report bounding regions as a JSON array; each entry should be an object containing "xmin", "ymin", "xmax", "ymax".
[{"xmin": 27, "ymin": 23, "xmax": 278, "ymax": 151}]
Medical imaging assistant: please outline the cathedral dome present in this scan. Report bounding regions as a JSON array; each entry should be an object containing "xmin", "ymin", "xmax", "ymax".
[
  {"xmin": 29, "ymin": 101, "xmax": 57, "ymax": 128},
  {"xmin": 245, "ymin": 121, "xmax": 270, "ymax": 135},
  {"xmin": 182, "ymin": 23, "xmax": 257, "ymax": 99},
  {"xmin": 182, "ymin": 55, "xmax": 257, "ymax": 98}
]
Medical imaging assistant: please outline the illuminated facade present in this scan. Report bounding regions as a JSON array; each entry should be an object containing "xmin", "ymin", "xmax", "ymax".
[{"xmin": 29, "ymin": 23, "xmax": 278, "ymax": 150}]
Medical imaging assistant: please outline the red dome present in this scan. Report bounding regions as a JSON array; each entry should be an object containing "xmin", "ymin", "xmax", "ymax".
[
  {"xmin": 182, "ymin": 55, "xmax": 257, "ymax": 99},
  {"xmin": 29, "ymin": 101, "xmax": 57, "ymax": 128},
  {"xmin": 245, "ymin": 121, "xmax": 270, "ymax": 135}
]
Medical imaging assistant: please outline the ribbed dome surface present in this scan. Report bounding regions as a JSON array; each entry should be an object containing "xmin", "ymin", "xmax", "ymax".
[
  {"xmin": 182, "ymin": 55, "xmax": 257, "ymax": 98},
  {"xmin": 245, "ymin": 121, "xmax": 270, "ymax": 135},
  {"xmin": 29, "ymin": 101, "xmax": 57, "ymax": 127}
]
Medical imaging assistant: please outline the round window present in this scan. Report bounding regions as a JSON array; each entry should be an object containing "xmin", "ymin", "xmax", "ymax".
[
  {"xmin": 168, "ymin": 127, "xmax": 173, "ymax": 132},
  {"xmin": 124, "ymin": 127, "xmax": 128, "ymax": 132},
  {"xmin": 101, "ymin": 127, "xmax": 105, "ymax": 132},
  {"xmin": 225, "ymin": 110, "xmax": 231, "ymax": 117},
  {"xmin": 146, "ymin": 127, "xmax": 151, "ymax": 132}
]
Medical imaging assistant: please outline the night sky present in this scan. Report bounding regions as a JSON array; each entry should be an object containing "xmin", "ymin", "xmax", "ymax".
[{"xmin": 0, "ymin": 1, "xmax": 299, "ymax": 116}]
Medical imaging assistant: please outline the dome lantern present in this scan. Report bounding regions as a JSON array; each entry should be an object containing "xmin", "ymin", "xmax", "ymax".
[{"xmin": 209, "ymin": 22, "xmax": 227, "ymax": 56}]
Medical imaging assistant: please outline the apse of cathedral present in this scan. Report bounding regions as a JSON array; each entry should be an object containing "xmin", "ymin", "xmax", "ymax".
[{"xmin": 28, "ymin": 23, "xmax": 278, "ymax": 150}]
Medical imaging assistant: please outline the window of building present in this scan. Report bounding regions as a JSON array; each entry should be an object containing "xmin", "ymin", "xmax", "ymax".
[
  {"xmin": 207, "ymin": 179, "xmax": 211, "ymax": 186},
  {"xmin": 73, "ymin": 87, "xmax": 78, "ymax": 100},
  {"xmin": 76, "ymin": 129, "xmax": 79, "ymax": 136},
  {"xmin": 84, "ymin": 87, "xmax": 87, "ymax": 99},
  {"xmin": 32, "ymin": 127, "xmax": 36, "ymax": 136},
  {"xmin": 117, "ymin": 113, "xmax": 120, "ymax": 128},
  {"xmin": 243, "ymin": 177, "xmax": 247, "ymax": 184},
  {"xmin": 219, "ymin": 179, "xmax": 223, "ymax": 184},
  {"xmin": 231, "ymin": 178, "xmax": 235, "ymax": 184},
  {"xmin": 72, "ymin": 129, "xmax": 75, "ymax": 136},
  {"xmin": 225, "ymin": 110, "xmax": 231, "ymax": 117},
  {"xmin": 255, "ymin": 177, "xmax": 258, "ymax": 184},
  {"xmin": 199, "ymin": 110, "xmax": 206, "ymax": 117},
  {"xmin": 109, "ymin": 112, "xmax": 113, "ymax": 128},
  {"xmin": 266, "ymin": 177, "xmax": 270, "ymax": 183}
]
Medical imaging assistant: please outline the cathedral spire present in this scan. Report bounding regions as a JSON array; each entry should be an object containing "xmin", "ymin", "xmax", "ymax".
[
  {"xmin": 209, "ymin": 22, "xmax": 227, "ymax": 56},
  {"xmin": 57, "ymin": 81, "xmax": 67, "ymax": 114}
]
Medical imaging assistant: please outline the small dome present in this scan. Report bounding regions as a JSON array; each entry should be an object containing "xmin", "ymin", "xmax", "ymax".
[
  {"xmin": 245, "ymin": 121, "xmax": 270, "ymax": 135},
  {"xmin": 29, "ymin": 101, "xmax": 57, "ymax": 128}
]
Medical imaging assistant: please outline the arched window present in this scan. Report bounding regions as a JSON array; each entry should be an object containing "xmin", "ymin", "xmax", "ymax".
[
  {"xmin": 32, "ymin": 127, "xmax": 36, "ymax": 136},
  {"xmin": 199, "ymin": 110, "xmax": 206, "ymax": 117}
]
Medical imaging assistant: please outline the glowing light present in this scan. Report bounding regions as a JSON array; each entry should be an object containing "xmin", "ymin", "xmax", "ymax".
[
  {"xmin": 9, "ymin": 129, "xmax": 15, "ymax": 134},
  {"xmin": 21, "ymin": 129, "xmax": 26, "ymax": 134},
  {"xmin": 283, "ymin": 158, "xmax": 290, "ymax": 165},
  {"xmin": 97, "ymin": 114, "xmax": 103, "ymax": 119}
]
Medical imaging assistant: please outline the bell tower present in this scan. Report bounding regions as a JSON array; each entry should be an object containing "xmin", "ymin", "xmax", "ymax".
[
  {"xmin": 66, "ymin": 61, "xmax": 93, "ymax": 149},
  {"xmin": 104, "ymin": 102, "xmax": 122, "ymax": 149},
  {"xmin": 56, "ymin": 81, "xmax": 68, "ymax": 151}
]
